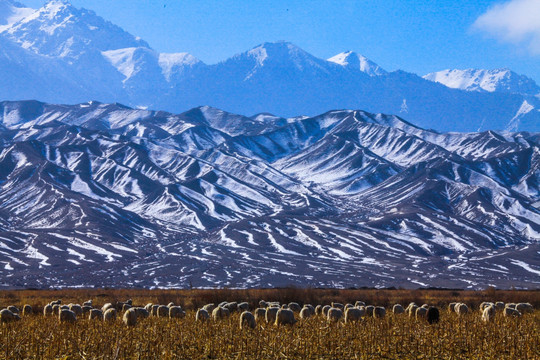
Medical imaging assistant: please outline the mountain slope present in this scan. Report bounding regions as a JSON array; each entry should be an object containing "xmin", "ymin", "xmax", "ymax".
[{"xmin": 0, "ymin": 101, "xmax": 538, "ymax": 289}]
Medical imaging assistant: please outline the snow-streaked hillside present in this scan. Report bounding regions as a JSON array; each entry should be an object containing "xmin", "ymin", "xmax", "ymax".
[
  {"xmin": 0, "ymin": 101, "xmax": 538, "ymax": 289},
  {"xmin": 423, "ymin": 68, "xmax": 540, "ymax": 96},
  {"xmin": 328, "ymin": 51, "xmax": 387, "ymax": 76}
]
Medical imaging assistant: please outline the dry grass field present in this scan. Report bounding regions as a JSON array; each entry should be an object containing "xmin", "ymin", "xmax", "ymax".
[{"xmin": 0, "ymin": 288, "xmax": 538, "ymax": 359}]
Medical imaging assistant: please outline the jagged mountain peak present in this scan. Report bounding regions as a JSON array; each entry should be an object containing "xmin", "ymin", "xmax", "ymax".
[
  {"xmin": 327, "ymin": 51, "xmax": 387, "ymax": 76},
  {"xmin": 423, "ymin": 68, "xmax": 540, "ymax": 96},
  {"xmin": 4, "ymin": 0, "xmax": 149, "ymax": 58},
  {"xmin": 0, "ymin": 0, "xmax": 35, "ymax": 31},
  {"xmin": 238, "ymin": 41, "xmax": 329, "ymax": 70}
]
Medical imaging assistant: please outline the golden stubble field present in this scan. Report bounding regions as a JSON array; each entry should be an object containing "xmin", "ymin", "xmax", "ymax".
[{"xmin": 1, "ymin": 288, "xmax": 539, "ymax": 359}]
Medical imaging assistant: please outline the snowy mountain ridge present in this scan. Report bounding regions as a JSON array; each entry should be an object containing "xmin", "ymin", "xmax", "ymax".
[{"xmin": 0, "ymin": 100, "xmax": 538, "ymax": 289}]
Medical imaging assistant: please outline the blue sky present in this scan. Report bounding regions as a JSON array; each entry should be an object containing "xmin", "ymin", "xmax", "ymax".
[{"xmin": 23, "ymin": 0, "xmax": 540, "ymax": 82}]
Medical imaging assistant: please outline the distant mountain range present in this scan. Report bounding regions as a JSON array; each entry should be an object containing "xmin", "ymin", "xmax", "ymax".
[
  {"xmin": 0, "ymin": 100, "xmax": 538, "ymax": 289},
  {"xmin": 0, "ymin": 0, "xmax": 539, "ymax": 132}
]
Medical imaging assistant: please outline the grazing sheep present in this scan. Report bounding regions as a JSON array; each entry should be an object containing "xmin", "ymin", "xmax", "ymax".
[
  {"xmin": 448, "ymin": 302, "xmax": 457, "ymax": 313},
  {"xmin": 259, "ymin": 300, "xmax": 268, "ymax": 308},
  {"xmin": 327, "ymin": 308, "xmax": 343, "ymax": 323},
  {"xmin": 421, "ymin": 304, "xmax": 429, "ymax": 309},
  {"xmin": 135, "ymin": 307, "xmax": 149, "ymax": 319},
  {"xmin": 393, "ymin": 304, "xmax": 405, "ymax": 314},
  {"xmin": 50, "ymin": 300, "xmax": 61, "ymax": 306},
  {"xmin": 480, "ymin": 302, "xmax": 494, "ymax": 312},
  {"xmin": 482, "ymin": 305, "xmax": 496, "ymax": 322},
  {"xmin": 43, "ymin": 304, "xmax": 53, "ymax": 316},
  {"xmin": 103, "ymin": 308, "xmax": 117, "ymax": 322},
  {"xmin": 151, "ymin": 305, "xmax": 160, "ymax": 317},
  {"xmin": 495, "ymin": 302, "xmax": 505, "ymax": 310},
  {"xmin": 212, "ymin": 307, "xmax": 230, "ymax": 321},
  {"xmin": 169, "ymin": 306, "xmax": 186, "ymax": 319},
  {"xmin": 315, "ymin": 305, "xmax": 322, "ymax": 315},
  {"xmin": 60, "ymin": 305, "xmax": 69, "ymax": 311},
  {"xmin": 69, "ymin": 304, "xmax": 83, "ymax": 316},
  {"xmin": 456, "ymin": 303, "xmax": 469, "ymax": 316},
  {"xmin": 281, "ymin": 304, "xmax": 289, "ymax": 309},
  {"xmin": 82, "ymin": 306, "xmax": 92, "ymax": 314},
  {"xmin": 299, "ymin": 306, "xmax": 313, "ymax": 320},
  {"xmin": 157, "ymin": 305, "xmax": 169, "ymax": 317},
  {"xmin": 202, "ymin": 303, "xmax": 215, "ymax": 313},
  {"xmin": 225, "ymin": 302, "xmax": 238, "ymax": 313},
  {"xmin": 373, "ymin": 307, "xmax": 386, "ymax": 319},
  {"xmin": 59, "ymin": 309, "xmax": 77, "ymax": 323},
  {"xmin": 365, "ymin": 305, "xmax": 375, "ymax": 317},
  {"xmin": 102, "ymin": 303, "xmax": 114, "ymax": 312},
  {"xmin": 355, "ymin": 301, "xmax": 366, "ymax": 307},
  {"xmin": 503, "ymin": 307, "xmax": 521, "ymax": 317},
  {"xmin": 89, "ymin": 309, "xmax": 103, "ymax": 320},
  {"xmin": 344, "ymin": 304, "xmax": 354, "ymax": 310},
  {"xmin": 167, "ymin": 302, "xmax": 175, "ymax": 308},
  {"xmin": 122, "ymin": 304, "xmax": 132, "ymax": 312},
  {"xmin": 83, "ymin": 300, "xmax": 92, "ymax": 307},
  {"xmin": 322, "ymin": 305, "xmax": 331, "ymax": 317},
  {"xmin": 218, "ymin": 301, "xmax": 228, "ymax": 308},
  {"xmin": 238, "ymin": 302, "xmax": 249, "ymax": 312},
  {"xmin": 345, "ymin": 308, "xmax": 362, "ymax": 323},
  {"xmin": 52, "ymin": 304, "xmax": 61, "ymax": 315},
  {"xmin": 7, "ymin": 306, "xmax": 19, "ymax": 314},
  {"xmin": 240, "ymin": 311, "xmax": 256, "ymax": 329},
  {"xmin": 196, "ymin": 309, "xmax": 210, "ymax": 322},
  {"xmin": 516, "ymin": 303, "xmax": 534, "ymax": 314},
  {"xmin": 265, "ymin": 307, "xmax": 279, "ymax": 324},
  {"xmin": 288, "ymin": 302, "xmax": 302, "ymax": 312},
  {"xmin": 22, "ymin": 304, "xmax": 32, "ymax": 316},
  {"xmin": 254, "ymin": 308, "xmax": 267, "ymax": 321},
  {"xmin": 427, "ymin": 307, "xmax": 440, "ymax": 324},
  {"xmin": 123, "ymin": 308, "xmax": 138, "ymax": 327},
  {"xmin": 506, "ymin": 303, "xmax": 516, "ymax": 309},
  {"xmin": 275, "ymin": 309, "xmax": 296, "ymax": 326},
  {"xmin": 331, "ymin": 302, "xmax": 344, "ymax": 310},
  {"xmin": 1, "ymin": 309, "xmax": 21, "ymax": 323},
  {"xmin": 416, "ymin": 307, "xmax": 428, "ymax": 320},
  {"xmin": 144, "ymin": 303, "xmax": 153, "ymax": 312},
  {"xmin": 126, "ymin": 299, "xmax": 133, "ymax": 306}
]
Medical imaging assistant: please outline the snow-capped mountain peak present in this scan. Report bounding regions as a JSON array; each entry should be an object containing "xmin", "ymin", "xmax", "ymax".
[
  {"xmin": 243, "ymin": 41, "xmax": 328, "ymax": 71},
  {"xmin": 328, "ymin": 51, "xmax": 387, "ymax": 76},
  {"xmin": 0, "ymin": 0, "xmax": 35, "ymax": 32},
  {"xmin": 158, "ymin": 52, "xmax": 203, "ymax": 81},
  {"xmin": 423, "ymin": 68, "xmax": 540, "ymax": 96}
]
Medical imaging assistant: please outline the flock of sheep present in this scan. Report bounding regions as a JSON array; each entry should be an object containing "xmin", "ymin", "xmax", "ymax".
[{"xmin": 0, "ymin": 299, "xmax": 535, "ymax": 328}]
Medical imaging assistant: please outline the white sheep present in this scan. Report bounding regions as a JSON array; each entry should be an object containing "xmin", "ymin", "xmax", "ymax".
[
  {"xmin": 157, "ymin": 305, "xmax": 169, "ymax": 317},
  {"xmin": 288, "ymin": 302, "xmax": 301, "ymax": 312},
  {"xmin": 392, "ymin": 304, "xmax": 405, "ymax": 314},
  {"xmin": 135, "ymin": 307, "xmax": 149, "ymax": 319},
  {"xmin": 355, "ymin": 301, "xmax": 366, "ymax": 307},
  {"xmin": 408, "ymin": 304, "xmax": 418, "ymax": 317},
  {"xmin": 151, "ymin": 305, "xmax": 160, "ymax": 316},
  {"xmin": 212, "ymin": 306, "xmax": 230, "ymax": 321},
  {"xmin": 169, "ymin": 306, "xmax": 185, "ymax": 319},
  {"xmin": 202, "ymin": 303, "xmax": 215, "ymax": 313},
  {"xmin": 253, "ymin": 308, "xmax": 266, "ymax": 321},
  {"xmin": 327, "ymin": 308, "xmax": 343, "ymax": 323},
  {"xmin": 322, "ymin": 305, "xmax": 331, "ymax": 317},
  {"xmin": 122, "ymin": 304, "xmax": 132, "ymax": 312},
  {"xmin": 479, "ymin": 302, "xmax": 494, "ymax": 312},
  {"xmin": 495, "ymin": 302, "xmax": 505, "ymax": 310},
  {"xmin": 503, "ymin": 307, "xmax": 521, "ymax": 317},
  {"xmin": 0, "ymin": 309, "xmax": 21, "ymax": 323},
  {"xmin": 416, "ymin": 307, "xmax": 428, "ymax": 320},
  {"xmin": 516, "ymin": 303, "xmax": 534, "ymax": 314},
  {"xmin": 365, "ymin": 305, "xmax": 375, "ymax": 317},
  {"xmin": 331, "ymin": 302, "xmax": 344, "ymax": 310},
  {"xmin": 265, "ymin": 307, "xmax": 279, "ymax": 323},
  {"xmin": 315, "ymin": 305, "xmax": 322, "ymax": 315},
  {"xmin": 344, "ymin": 307, "xmax": 362, "ymax": 323},
  {"xmin": 22, "ymin": 304, "xmax": 32, "ymax": 316},
  {"xmin": 373, "ymin": 307, "xmax": 386, "ymax": 319},
  {"xmin": 344, "ymin": 304, "xmax": 353, "ymax": 310},
  {"xmin": 123, "ymin": 308, "xmax": 138, "ymax": 327},
  {"xmin": 299, "ymin": 306, "xmax": 313, "ymax": 319},
  {"xmin": 240, "ymin": 311, "xmax": 256, "ymax": 329},
  {"xmin": 7, "ymin": 305, "xmax": 19, "ymax": 314},
  {"xmin": 167, "ymin": 302, "xmax": 175, "ymax": 308},
  {"xmin": 482, "ymin": 305, "xmax": 495, "ymax": 322},
  {"xmin": 69, "ymin": 304, "xmax": 83, "ymax": 316},
  {"xmin": 456, "ymin": 303, "xmax": 469, "ymax": 316},
  {"xmin": 59, "ymin": 309, "xmax": 77, "ymax": 323},
  {"xmin": 89, "ymin": 309, "xmax": 103, "ymax": 320},
  {"xmin": 82, "ymin": 306, "xmax": 92, "ymax": 314},
  {"xmin": 275, "ymin": 308, "xmax": 296, "ymax": 326},
  {"xmin": 196, "ymin": 309, "xmax": 210, "ymax": 322},
  {"xmin": 448, "ymin": 302, "xmax": 457, "ymax": 313},
  {"xmin": 102, "ymin": 303, "xmax": 114, "ymax": 312},
  {"xmin": 83, "ymin": 300, "xmax": 92, "ymax": 307},
  {"xmin": 103, "ymin": 308, "xmax": 117, "ymax": 322},
  {"xmin": 144, "ymin": 303, "xmax": 153, "ymax": 312},
  {"xmin": 259, "ymin": 300, "xmax": 268, "ymax": 308},
  {"xmin": 238, "ymin": 302, "xmax": 250, "ymax": 312},
  {"xmin": 43, "ymin": 304, "xmax": 53, "ymax": 316},
  {"xmin": 224, "ymin": 302, "xmax": 238, "ymax": 313}
]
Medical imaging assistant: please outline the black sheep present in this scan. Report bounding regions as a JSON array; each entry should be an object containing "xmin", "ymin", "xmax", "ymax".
[{"xmin": 427, "ymin": 307, "xmax": 440, "ymax": 324}]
